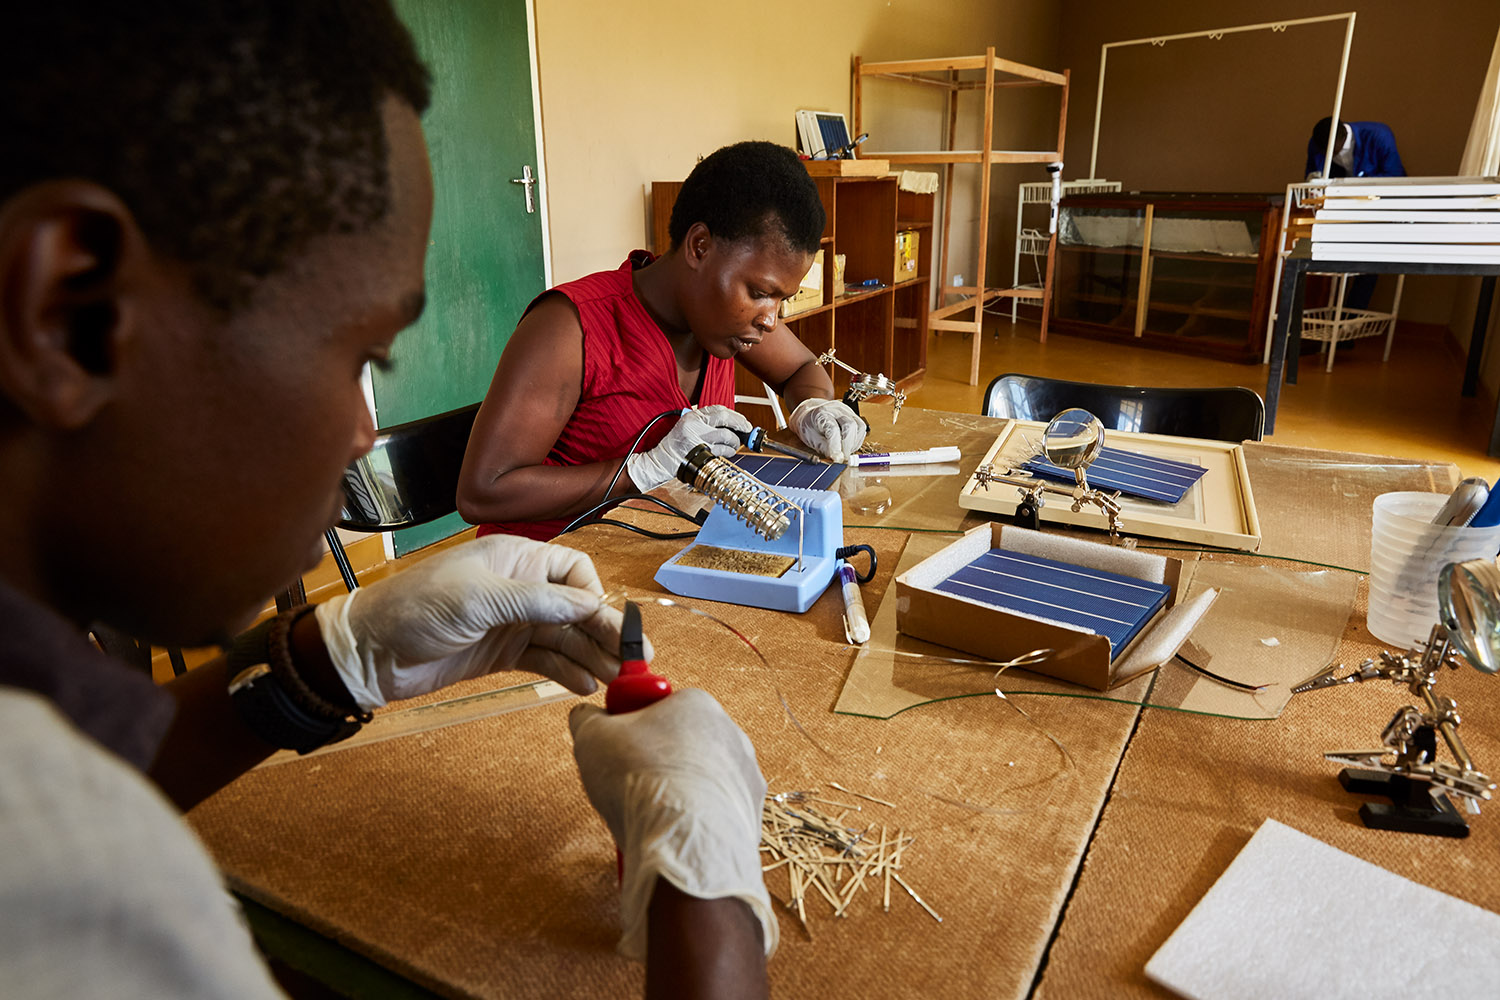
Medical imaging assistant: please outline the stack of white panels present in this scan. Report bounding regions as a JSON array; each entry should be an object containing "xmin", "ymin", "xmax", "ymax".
[{"xmin": 1308, "ymin": 176, "xmax": 1500, "ymax": 264}]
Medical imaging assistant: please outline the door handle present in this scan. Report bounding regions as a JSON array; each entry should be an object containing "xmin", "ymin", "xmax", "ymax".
[{"xmin": 510, "ymin": 164, "xmax": 536, "ymax": 214}]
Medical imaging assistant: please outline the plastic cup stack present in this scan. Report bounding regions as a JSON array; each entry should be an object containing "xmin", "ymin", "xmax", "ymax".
[{"xmin": 1367, "ymin": 491, "xmax": 1500, "ymax": 648}]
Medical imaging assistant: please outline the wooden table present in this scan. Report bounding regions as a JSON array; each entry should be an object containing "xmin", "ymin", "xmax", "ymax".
[{"xmin": 188, "ymin": 411, "xmax": 1499, "ymax": 998}]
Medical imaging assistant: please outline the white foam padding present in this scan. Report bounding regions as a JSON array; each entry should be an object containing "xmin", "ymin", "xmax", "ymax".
[
  {"xmin": 1145, "ymin": 818, "xmax": 1500, "ymax": 1000},
  {"xmin": 1114, "ymin": 587, "xmax": 1217, "ymax": 677},
  {"xmin": 899, "ymin": 525, "xmax": 992, "ymax": 590},
  {"xmin": 1000, "ymin": 525, "xmax": 1169, "ymax": 584}
]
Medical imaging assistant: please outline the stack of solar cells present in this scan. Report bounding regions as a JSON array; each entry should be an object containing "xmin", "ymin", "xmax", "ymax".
[
  {"xmin": 731, "ymin": 454, "xmax": 846, "ymax": 491},
  {"xmin": 933, "ymin": 548, "xmax": 1170, "ymax": 658},
  {"xmin": 1022, "ymin": 447, "xmax": 1206, "ymax": 504}
]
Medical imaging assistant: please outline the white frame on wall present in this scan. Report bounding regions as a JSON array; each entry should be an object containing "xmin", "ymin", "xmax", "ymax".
[{"xmin": 1084, "ymin": 12, "xmax": 1358, "ymax": 183}]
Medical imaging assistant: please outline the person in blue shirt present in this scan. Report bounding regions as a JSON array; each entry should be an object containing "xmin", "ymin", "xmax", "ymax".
[
  {"xmin": 1304, "ymin": 117, "xmax": 1407, "ymax": 312},
  {"xmin": 1305, "ymin": 117, "xmax": 1406, "ymax": 181}
]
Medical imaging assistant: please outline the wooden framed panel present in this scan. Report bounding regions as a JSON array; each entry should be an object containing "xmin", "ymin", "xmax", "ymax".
[
  {"xmin": 786, "ymin": 310, "xmax": 834, "ymax": 375},
  {"xmin": 1051, "ymin": 192, "xmax": 1282, "ymax": 363},
  {"xmin": 958, "ymin": 420, "xmax": 1262, "ymax": 551},
  {"xmin": 891, "ymin": 282, "xmax": 928, "ymax": 388}
]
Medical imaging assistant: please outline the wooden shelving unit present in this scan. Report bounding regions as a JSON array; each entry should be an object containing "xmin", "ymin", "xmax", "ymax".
[
  {"xmin": 651, "ymin": 172, "xmax": 933, "ymax": 399},
  {"xmin": 855, "ymin": 49, "xmax": 1070, "ymax": 385}
]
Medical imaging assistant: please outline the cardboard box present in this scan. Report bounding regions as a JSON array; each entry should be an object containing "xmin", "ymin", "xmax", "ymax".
[
  {"xmin": 895, "ymin": 523, "xmax": 1213, "ymax": 691},
  {"xmin": 832, "ymin": 253, "xmax": 846, "ymax": 297},
  {"xmin": 895, "ymin": 229, "xmax": 920, "ymax": 278},
  {"xmin": 780, "ymin": 249, "xmax": 823, "ymax": 318}
]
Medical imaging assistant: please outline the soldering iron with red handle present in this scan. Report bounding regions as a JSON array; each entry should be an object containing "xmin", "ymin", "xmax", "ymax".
[
  {"xmin": 605, "ymin": 600, "xmax": 671, "ymax": 880},
  {"xmin": 605, "ymin": 600, "xmax": 670, "ymax": 714}
]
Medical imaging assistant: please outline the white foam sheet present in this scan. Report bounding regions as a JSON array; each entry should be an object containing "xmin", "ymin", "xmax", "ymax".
[
  {"xmin": 1114, "ymin": 586, "xmax": 1216, "ymax": 678},
  {"xmin": 1146, "ymin": 819, "xmax": 1500, "ymax": 1000}
]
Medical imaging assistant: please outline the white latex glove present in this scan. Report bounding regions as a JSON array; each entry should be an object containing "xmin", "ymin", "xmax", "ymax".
[
  {"xmin": 625, "ymin": 405, "xmax": 752, "ymax": 492},
  {"xmin": 569, "ymin": 689, "xmax": 776, "ymax": 961},
  {"xmin": 788, "ymin": 397, "xmax": 867, "ymax": 464},
  {"xmin": 316, "ymin": 535, "xmax": 633, "ymax": 711}
]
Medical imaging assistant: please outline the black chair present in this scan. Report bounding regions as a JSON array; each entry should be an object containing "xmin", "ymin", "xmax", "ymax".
[
  {"xmin": 320, "ymin": 402, "xmax": 482, "ymax": 591},
  {"xmin": 980, "ymin": 373, "xmax": 1265, "ymax": 442},
  {"xmin": 90, "ymin": 623, "xmax": 188, "ymax": 678},
  {"xmin": 107, "ymin": 404, "xmax": 482, "ymax": 678}
]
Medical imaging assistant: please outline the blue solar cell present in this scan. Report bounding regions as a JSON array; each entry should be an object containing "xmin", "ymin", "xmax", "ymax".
[
  {"xmin": 933, "ymin": 548, "xmax": 1170, "ymax": 659},
  {"xmin": 731, "ymin": 454, "xmax": 845, "ymax": 490},
  {"xmin": 1021, "ymin": 446, "xmax": 1206, "ymax": 503}
]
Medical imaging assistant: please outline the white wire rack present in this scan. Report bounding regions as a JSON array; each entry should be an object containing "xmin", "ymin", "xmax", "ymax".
[{"xmin": 1010, "ymin": 179, "xmax": 1121, "ymax": 320}]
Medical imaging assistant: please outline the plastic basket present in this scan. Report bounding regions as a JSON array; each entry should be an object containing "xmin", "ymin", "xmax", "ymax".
[{"xmin": 1299, "ymin": 306, "xmax": 1394, "ymax": 345}]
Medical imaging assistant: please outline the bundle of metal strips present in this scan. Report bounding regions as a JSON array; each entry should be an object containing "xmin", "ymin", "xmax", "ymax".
[{"xmin": 760, "ymin": 785, "xmax": 940, "ymax": 937}]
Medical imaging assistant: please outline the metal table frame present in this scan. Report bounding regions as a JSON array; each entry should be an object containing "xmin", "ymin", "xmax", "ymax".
[{"xmin": 1264, "ymin": 239, "xmax": 1500, "ymax": 454}]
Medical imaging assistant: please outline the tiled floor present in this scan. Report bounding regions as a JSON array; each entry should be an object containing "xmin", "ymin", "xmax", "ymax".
[{"xmin": 907, "ymin": 312, "xmax": 1500, "ymax": 482}]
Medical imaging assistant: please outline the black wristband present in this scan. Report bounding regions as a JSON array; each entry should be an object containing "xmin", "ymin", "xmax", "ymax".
[{"xmin": 225, "ymin": 609, "xmax": 368, "ymax": 754}]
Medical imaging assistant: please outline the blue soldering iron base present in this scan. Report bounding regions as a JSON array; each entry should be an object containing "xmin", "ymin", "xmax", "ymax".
[{"xmin": 655, "ymin": 486, "xmax": 841, "ymax": 613}]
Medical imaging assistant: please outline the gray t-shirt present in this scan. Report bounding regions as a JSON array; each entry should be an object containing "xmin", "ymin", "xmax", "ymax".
[{"xmin": 0, "ymin": 688, "xmax": 285, "ymax": 998}]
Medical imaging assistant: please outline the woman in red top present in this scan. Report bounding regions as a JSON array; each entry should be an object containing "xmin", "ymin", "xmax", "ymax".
[{"xmin": 458, "ymin": 141, "xmax": 865, "ymax": 540}]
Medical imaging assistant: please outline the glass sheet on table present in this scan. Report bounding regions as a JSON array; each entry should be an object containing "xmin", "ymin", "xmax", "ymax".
[
  {"xmin": 839, "ymin": 403, "xmax": 1004, "ymax": 534},
  {"xmin": 836, "ymin": 535, "xmax": 1358, "ymax": 722},
  {"xmin": 1147, "ymin": 555, "xmax": 1359, "ymax": 719},
  {"xmin": 1239, "ymin": 444, "xmax": 1459, "ymax": 574}
]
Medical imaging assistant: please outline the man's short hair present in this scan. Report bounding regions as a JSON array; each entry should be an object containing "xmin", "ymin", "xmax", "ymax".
[
  {"xmin": 1310, "ymin": 116, "xmax": 1348, "ymax": 154},
  {"xmin": 667, "ymin": 141, "xmax": 825, "ymax": 255},
  {"xmin": 2, "ymin": 1, "xmax": 430, "ymax": 311}
]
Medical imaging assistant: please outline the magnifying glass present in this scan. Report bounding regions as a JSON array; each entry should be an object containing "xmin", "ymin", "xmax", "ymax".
[
  {"xmin": 1043, "ymin": 407, "xmax": 1105, "ymax": 489},
  {"xmin": 1439, "ymin": 558, "xmax": 1500, "ymax": 674}
]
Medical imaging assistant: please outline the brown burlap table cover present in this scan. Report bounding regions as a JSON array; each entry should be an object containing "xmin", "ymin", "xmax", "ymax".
[
  {"xmin": 1034, "ymin": 445, "xmax": 1494, "ymax": 997},
  {"xmin": 187, "ymin": 427, "xmax": 1487, "ymax": 998},
  {"xmin": 1035, "ymin": 580, "xmax": 1500, "ymax": 998},
  {"xmin": 189, "ymin": 523, "xmax": 1146, "ymax": 999}
]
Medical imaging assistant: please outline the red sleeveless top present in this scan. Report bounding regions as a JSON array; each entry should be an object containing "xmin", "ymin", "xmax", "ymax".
[{"xmin": 479, "ymin": 251, "xmax": 736, "ymax": 541}]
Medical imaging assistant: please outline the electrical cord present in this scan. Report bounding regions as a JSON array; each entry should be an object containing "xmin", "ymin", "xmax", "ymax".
[
  {"xmin": 834, "ymin": 543, "xmax": 877, "ymax": 583},
  {"xmin": 600, "ymin": 408, "xmax": 682, "ymax": 498},
  {"xmin": 557, "ymin": 490, "xmax": 704, "ymax": 537},
  {"xmin": 588, "ymin": 518, "xmax": 702, "ymax": 541},
  {"xmin": 555, "ymin": 409, "xmax": 692, "ymax": 537}
]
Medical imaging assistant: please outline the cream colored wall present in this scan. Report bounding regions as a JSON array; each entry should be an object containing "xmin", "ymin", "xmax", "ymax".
[{"xmin": 533, "ymin": 0, "xmax": 1060, "ymax": 296}]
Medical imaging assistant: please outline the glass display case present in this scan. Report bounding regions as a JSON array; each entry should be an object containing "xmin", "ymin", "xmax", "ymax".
[{"xmin": 1051, "ymin": 193, "xmax": 1283, "ymax": 363}]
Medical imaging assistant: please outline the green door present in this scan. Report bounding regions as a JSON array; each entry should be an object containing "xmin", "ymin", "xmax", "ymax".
[{"xmin": 377, "ymin": 0, "xmax": 547, "ymax": 555}]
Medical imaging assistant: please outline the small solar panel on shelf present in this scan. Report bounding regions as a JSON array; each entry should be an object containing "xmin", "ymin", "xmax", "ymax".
[
  {"xmin": 731, "ymin": 454, "xmax": 846, "ymax": 491},
  {"xmin": 1021, "ymin": 447, "xmax": 1207, "ymax": 504},
  {"xmin": 933, "ymin": 548, "xmax": 1170, "ymax": 659}
]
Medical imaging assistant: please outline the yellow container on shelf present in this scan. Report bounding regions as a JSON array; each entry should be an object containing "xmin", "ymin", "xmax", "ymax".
[{"xmin": 895, "ymin": 229, "xmax": 920, "ymax": 279}]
